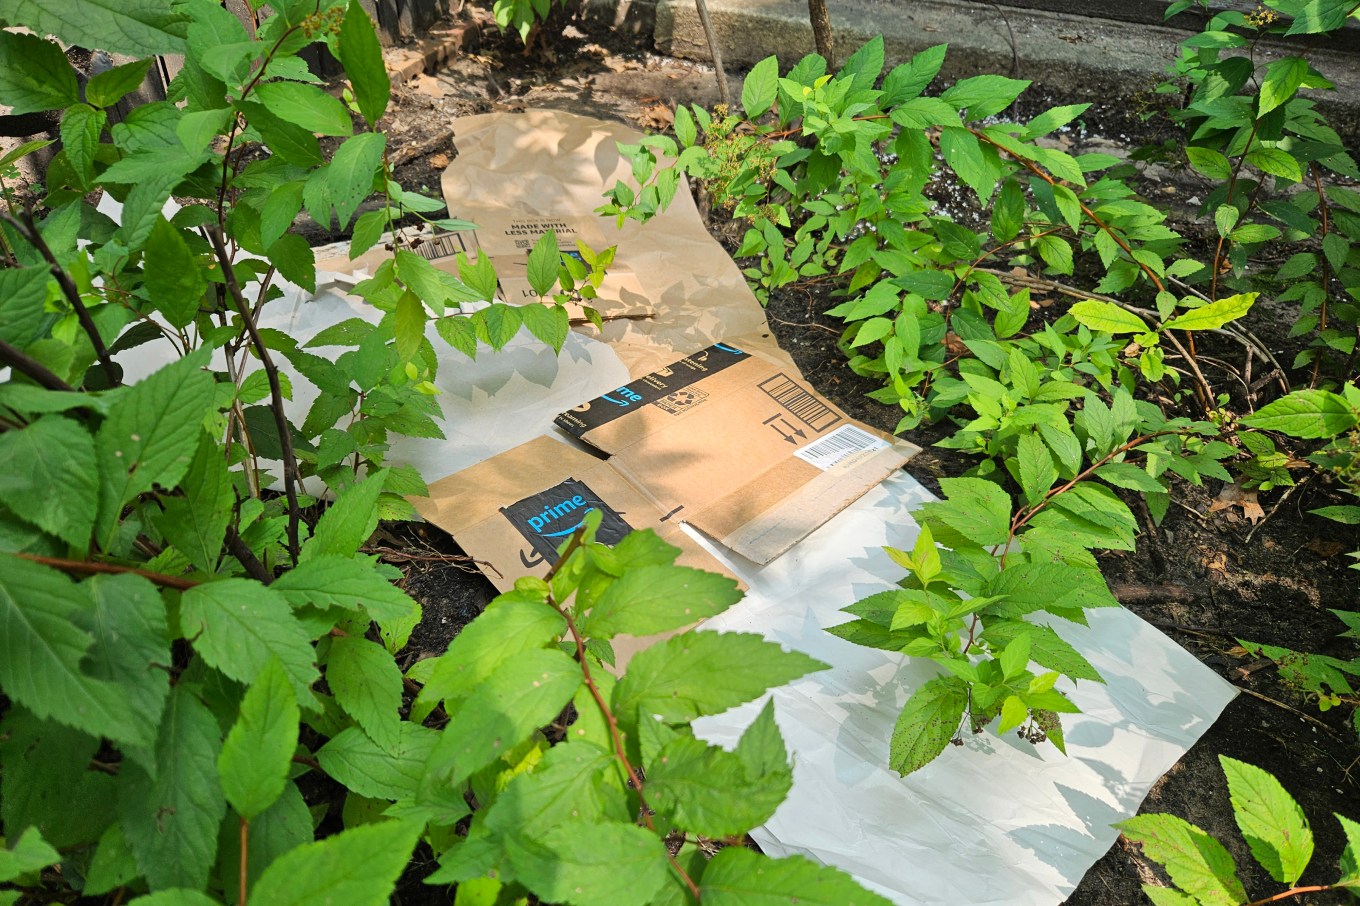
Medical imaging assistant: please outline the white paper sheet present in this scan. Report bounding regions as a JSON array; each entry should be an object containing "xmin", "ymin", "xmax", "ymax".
[{"xmin": 690, "ymin": 471, "xmax": 1238, "ymax": 905}]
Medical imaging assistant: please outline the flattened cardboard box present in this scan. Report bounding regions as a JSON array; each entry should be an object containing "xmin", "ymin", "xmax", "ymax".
[
  {"xmin": 413, "ymin": 435, "xmax": 739, "ymax": 668},
  {"xmin": 555, "ymin": 344, "xmax": 920, "ymax": 564}
]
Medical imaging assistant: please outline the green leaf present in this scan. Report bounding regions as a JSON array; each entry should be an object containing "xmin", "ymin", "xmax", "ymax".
[
  {"xmin": 982, "ymin": 621, "xmax": 1103, "ymax": 682},
  {"xmin": 125, "ymin": 890, "xmax": 222, "ymax": 906},
  {"xmin": 742, "ymin": 55, "xmax": 780, "ymax": 119},
  {"xmin": 701, "ymin": 847, "xmax": 893, "ymax": 906},
  {"xmin": 1118, "ymin": 813, "xmax": 1245, "ymax": 906},
  {"xmin": 942, "ymin": 74, "xmax": 1030, "ymax": 119},
  {"xmin": 316, "ymin": 723, "xmax": 439, "ymax": 800},
  {"xmin": 1094, "ymin": 462, "xmax": 1165, "ymax": 494},
  {"xmin": 613, "ymin": 632, "xmax": 826, "ymax": 724},
  {"xmin": 119, "ymin": 684, "xmax": 226, "ymax": 891},
  {"xmin": 582, "ymin": 565, "xmax": 741, "ymax": 639},
  {"xmin": 0, "ymin": 710, "xmax": 116, "ymax": 850},
  {"xmin": 247, "ymin": 819, "xmax": 421, "ymax": 906},
  {"xmin": 60, "ymin": 103, "xmax": 105, "ymax": 189},
  {"xmin": 513, "ymin": 820, "xmax": 670, "ymax": 906},
  {"xmin": 0, "ymin": 826, "xmax": 59, "ymax": 884},
  {"xmin": 394, "ymin": 248, "xmax": 479, "ymax": 313},
  {"xmin": 254, "ymin": 81, "xmax": 353, "ymax": 137},
  {"xmin": 218, "ymin": 783, "xmax": 312, "ymax": 905},
  {"xmin": 647, "ymin": 700, "xmax": 791, "ymax": 836},
  {"xmin": 922, "ymin": 477, "xmax": 1012, "ymax": 547},
  {"xmin": 218, "ymin": 659, "xmax": 299, "ymax": 821},
  {"xmin": 411, "ymin": 595, "xmax": 566, "ymax": 721},
  {"xmin": 1069, "ymin": 300, "xmax": 1149, "ymax": 334},
  {"xmin": 244, "ymin": 100, "xmax": 323, "ymax": 167},
  {"xmin": 0, "ymin": 416, "xmax": 97, "ymax": 548},
  {"xmin": 991, "ymin": 177, "xmax": 1024, "ymax": 243},
  {"xmin": 1247, "ymin": 146, "xmax": 1303, "ymax": 182},
  {"xmin": 336, "ymin": 0, "xmax": 390, "ymax": 125},
  {"xmin": 520, "ymin": 303, "xmax": 569, "ymax": 353},
  {"xmin": 270, "ymin": 554, "xmax": 421, "ymax": 631},
  {"xmin": 87, "ymin": 59, "xmax": 155, "ymax": 108},
  {"xmin": 302, "ymin": 468, "xmax": 388, "ymax": 561},
  {"xmin": 0, "ymin": 32, "xmax": 80, "ymax": 114},
  {"xmin": 1259, "ymin": 57, "xmax": 1308, "ymax": 116},
  {"xmin": 838, "ymin": 34, "xmax": 885, "ymax": 91},
  {"xmin": 326, "ymin": 132, "xmax": 385, "ymax": 230},
  {"xmin": 152, "ymin": 435, "xmax": 232, "ymax": 574},
  {"xmin": 1163, "ymin": 293, "xmax": 1256, "ymax": 331},
  {"xmin": 327, "ymin": 636, "xmax": 403, "ymax": 753},
  {"xmin": 1219, "ymin": 756, "xmax": 1313, "ymax": 885},
  {"xmin": 94, "ymin": 347, "xmax": 215, "ymax": 548},
  {"xmin": 881, "ymin": 44, "xmax": 947, "ymax": 105},
  {"xmin": 0, "ymin": 558, "xmax": 142, "ymax": 746},
  {"xmin": 1311, "ymin": 505, "xmax": 1360, "ymax": 524},
  {"xmin": 179, "ymin": 579, "xmax": 319, "ymax": 706},
  {"xmin": 525, "ymin": 230, "xmax": 561, "ymax": 297},
  {"xmin": 673, "ymin": 103, "xmax": 697, "ymax": 146},
  {"xmin": 1186, "ymin": 146, "xmax": 1232, "ymax": 180},
  {"xmin": 0, "ymin": 265, "xmax": 49, "ymax": 348},
  {"xmin": 0, "ymin": 138, "xmax": 53, "ymax": 171},
  {"xmin": 1016, "ymin": 431, "xmax": 1058, "ymax": 508},
  {"xmin": 143, "ymin": 217, "xmax": 207, "ymax": 329},
  {"xmin": 1036, "ymin": 235, "xmax": 1073, "ymax": 274},
  {"xmin": 940, "ymin": 126, "xmax": 998, "ymax": 203},
  {"xmin": 0, "ymin": 0, "xmax": 187, "ymax": 55},
  {"xmin": 395, "ymin": 289, "xmax": 426, "ymax": 363},
  {"xmin": 889, "ymin": 676, "xmax": 966, "ymax": 775},
  {"xmin": 422, "ymin": 648, "xmax": 581, "ymax": 792},
  {"xmin": 1241, "ymin": 389, "xmax": 1358, "ymax": 438},
  {"xmin": 267, "ymin": 232, "xmax": 317, "ymax": 294}
]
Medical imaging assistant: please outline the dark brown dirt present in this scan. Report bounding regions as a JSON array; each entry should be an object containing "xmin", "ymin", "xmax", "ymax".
[{"xmin": 378, "ymin": 5, "xmax": 1360, "ymax": 903}]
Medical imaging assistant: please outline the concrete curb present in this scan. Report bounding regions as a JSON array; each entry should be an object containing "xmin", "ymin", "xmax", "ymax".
[{"xmin": 651, "ymin": 0, "xmax": 1360, "ymax": 146}]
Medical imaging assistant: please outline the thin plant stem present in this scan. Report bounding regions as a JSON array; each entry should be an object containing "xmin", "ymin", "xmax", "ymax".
[
  {"xmin": 238, "ymin": 819, "xmax": 249, "ymax": 906},
  {"xmin": 204, "ymin": 224, "xmax": 304, "ymax": 565},
  {"xmin": 14, "ymin": 552, "xmax": 198, "ymax": 590},
  {"xmin": 693, "ymin": 0, "xmax": 730, "ymax": 108}
]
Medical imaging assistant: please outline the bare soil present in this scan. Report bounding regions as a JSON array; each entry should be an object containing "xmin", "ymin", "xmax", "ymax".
[{"xmin": 378, "ymin": 5, "xmax": 1360, "ymax": 902}]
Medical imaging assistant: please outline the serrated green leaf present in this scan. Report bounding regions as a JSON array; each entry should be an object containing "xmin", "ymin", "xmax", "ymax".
[
  {"xmin": 394, "ymin": 248, "xmax": 479, "ymax": 313},
  {"xmin": 317, "ymin": 723, "xmax": 439, "ymax": 800},
  {"xmin": 1163, "ymin": 293, "xmax": 1256, "ymax": 331},
  {"xmin": 983, "ymin": 621, "xmax": 1103, "ymax": 682},
  {"xmin": 1259, "ymin": 57, "xmax": 1308, "ymax": 116},
  {"xmin": 1016, "ymin": 431, "xmax": 1058, "ymax": 508},
  {"xmin": 84, "ymin": 823, "xmax": 138, "ymax": 895},
  {"xmin": 60, "ymin": 103, "xmax": 104, "ymax": 189},
  {"xmin": 143, "ymin": 216, "xmax": 206, "ymax": 329},
  {"xmin": 337, "ymin": 0, "xmax": 390, "ymax": 125},
  {"xmin": 1242, "ymin": 389, "xmax": 1358, "ymax": 438},
  {"xmin": 151, "ymin": 435, "xmax": 231, "ymax": 574},
  {"xmin": 525, "ymin": 230, "xmax": 560, "ymax": 297},
  {"xmin": 1186, "ymin": 146, "xmax": 1232, "ymax": 180},
  {"xmin": 921, "ymin": 477, "xmax": 1012, "ymax": 547},
  {"xmin": 1219, "ymin": 756, "xmax": 1313, "ymax": 884},
  {"xmin": 0, "ymin": 0, "xmax": 186, "ymax": 55},
  {"xmin": 94, "ymin": 347, "xmax": 215, "ymax": 548},
  {"xmin": 1118, "ymin": 813, "xmax": 1245, "ymax": 906},
  {"xmin": 881, "ymin": 44, "xmax": 946, "ymax": 105},
  {"xmin": 0, "ymin": 710, "xmax": 116, "ymax": 850},
  {"xmin": 326, "ymin": 132, "xmax": 385, "ymax": 230},
  {"xmin": 942, "ymin": 74, "xmax": 1030, "ymax": 119},
  {"xmin": 87, "ymin": 59, "xmax": 155, "ymax": 108},
  {"xmin": 255, "ymin": 81, "xmax": 353, "ymax": 137},
  {"xmin": 473, "ymin": 303, "xmax": 524, "ymax": 349},
  {"xmin": 742, "ymin": 55, "xmax": 780, "ymax": 119},
  {"xmin": 179, "ymin": 579, "xmax": 319, "ymax": 706},
  {"xmin": 514, "ymin": 820, "xmax": 670, "ymax": 906},
  {"xmin": 270, "ymin": 554, "xmax": 420, "ymax": 631},
  {"xmin": 0, "ymin": 558, "xmax": 143, "ymax": 747},
  {"xmin": 701, "ymin": 847, "xmax": 893, "ymax": 906},
  {"xmin": 422, "ymin": 648, "xmax": 581, "ymax": 794},
  {"xmin": 411, "ymin": 594, "xmax": 566, "ymax": 721},
  {"xmin": 0, "ymin": 416, "xmax": 97, "ymax": 548},
  {"xmin": 119, "ymin": 684, "xmax": 226, "ymax": 891},
  {"xmin": 395, "ymin": 289, "xmax": 426, "ymax": 363},
  {"xmin": 1247, "ymin": 146, "xmax": 1303, "ymax": 182},
  {"xmin": 582, "ymin": 565, "xmax": 740, "ymax": 639},
  {"xmin": 218, "ymin": 659, "xmax": 299, "ymax": 820},
  {"xmin": 0, "ymin": 826, "xmax": 59, "ymax": 884},
  {"xmin": 1069, "ymin": 300, "xmax": 1150, "ymax": 334},
  {"xmin": 0, "ymin": 265, "xmax": 49, "ymax": 348},
  {"xmin": 302, "ymin": 468, "xmax": 388, "ymax": 561},
  {"xmin": 126, "ymin": 888, "xmax": 228, "ymax": 905},
  {"xmin": 519, "ymin": 303, "xmax": 569, "ymax": 353},
  {"xmin": 247, "ymin": 818, "xmax": 421, "ymax": 906},
  {"xmin": 940, "ymin": 126, "xmax": 998, "ymax": 203},
  {"xmin": 0, "ymin": 32, "xmax": 80, "ymax": 115},
  {"xmin": 613, "ymin": 632, "xmax": 825, "ymax": 724},
  {"xmin": 889, "ymin": 676, "xmax": 967, "ymax": 775},
  {"xmin": 327, "ymin": 636, "xmax": 402, "ymax": 752}
]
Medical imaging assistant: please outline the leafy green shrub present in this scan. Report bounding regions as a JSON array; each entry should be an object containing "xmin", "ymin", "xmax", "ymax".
[
  {"xmin": 493, "ymin": 0, "xmax": 569, "ymax": 46},
  {"xmin": 0, "ymin": 2, "xmax": 889, "ymax": 902},
  {"xmin": 1120, "ymin": 756, "xmax": 1360, "ymax": 905}
]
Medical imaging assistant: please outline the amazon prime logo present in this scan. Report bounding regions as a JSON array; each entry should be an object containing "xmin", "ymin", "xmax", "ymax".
[{"xmin": 500, "ymin": 478, "xmax": 633, "ymax": 565}]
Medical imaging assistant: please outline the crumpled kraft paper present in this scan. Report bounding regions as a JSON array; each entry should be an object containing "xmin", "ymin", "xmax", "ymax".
[{"xmin": 689, "ymin": 471, "xmax": 1239, "ymax": 905}]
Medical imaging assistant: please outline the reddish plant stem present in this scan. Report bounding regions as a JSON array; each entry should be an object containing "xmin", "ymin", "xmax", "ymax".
[
  {"xmin": 239, "ymin": 818, "xmax": 249, "ymax": 906},
  {"xmin": 14, "ymin": 552, "xmax": 198, "ymax": 590},
  {"xmin": 544, "ymin": 531, "xmax": 703, "ymax": 902},
  {"xmin": 1310, "ymin": 162, "xmax": 1334, "ymax": 388},
  {"xmin": 1243, "ymin": 886, "xmax": 1334, "ymax": 906}
]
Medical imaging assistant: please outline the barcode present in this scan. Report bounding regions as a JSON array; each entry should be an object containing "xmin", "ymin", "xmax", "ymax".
[
  {"xmin": 413, "ymin": 231, "xmax": 468, "ymax": 261},
  {"xmin": 758, "ymin": 374, "xmax": 841, "ymax": 431},
  {"xmin": 794, "ymin": 425, "xmax": 889, "ymax": 471}
]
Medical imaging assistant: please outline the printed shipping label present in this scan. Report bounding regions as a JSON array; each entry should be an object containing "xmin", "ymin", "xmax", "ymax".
[
  {"xmin": 410, "ymin": 230, "xmax": 474, "ymax": 262},
  {"xmin": 793, "ymin": 424, "xmax": 890, "ymax": 471},
  {"xmin": 500, "ymin": 478, "xmax": 633, "ymax": 562}
]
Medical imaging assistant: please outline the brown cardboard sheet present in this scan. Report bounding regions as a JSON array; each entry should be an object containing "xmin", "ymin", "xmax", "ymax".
[
  {"xmin": 412, "ymin": 434, "xmax": 738, "ymax": 669},
  {"xmin": 554, "ymin": 343, "xmax": 917, "ymax": 564}
]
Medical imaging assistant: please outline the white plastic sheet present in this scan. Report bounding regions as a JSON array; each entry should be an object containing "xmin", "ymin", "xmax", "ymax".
[{"xmin": 689, "ymin": 472, "xmax": 1238, "ymax": 905}]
